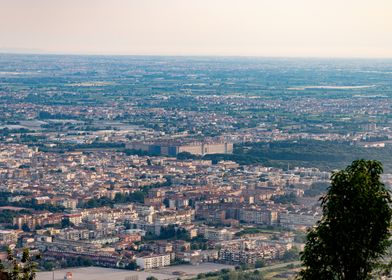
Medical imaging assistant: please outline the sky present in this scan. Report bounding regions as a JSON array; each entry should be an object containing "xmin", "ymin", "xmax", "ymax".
[{"xmin": 0, "ymin": 0, "xmax": 391, "ymax": 58}]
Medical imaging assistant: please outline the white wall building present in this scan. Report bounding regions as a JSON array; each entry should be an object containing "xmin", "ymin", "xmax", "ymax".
[{"xmin": 136, "ymin": 253, "xmax": 171, "ymax": 270}]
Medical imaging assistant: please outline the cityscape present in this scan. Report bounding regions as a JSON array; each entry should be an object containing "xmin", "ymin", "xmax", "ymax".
[
  {"xmin": 1, "ymin": 1, "xmax": 392, "ymax": 280},
  {"xmin": 1, "ymin": 55, "xmax": 392, "ymax": 279}
]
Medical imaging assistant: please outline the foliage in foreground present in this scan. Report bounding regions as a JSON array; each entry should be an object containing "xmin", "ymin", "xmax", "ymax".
[
  {"xmin": 298, "ymin": 160, "xmax": 392, "ymax": 280},
  {"xmin": 0, "ymin": 248, "xmax": 37, "ymax": 280}
]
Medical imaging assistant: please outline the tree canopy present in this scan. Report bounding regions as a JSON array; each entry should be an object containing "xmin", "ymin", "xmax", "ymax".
[
  {"xmin": 298, "ymin": 160, "xmax": 392, "ymax": 280},
  {"xmin": 0, "ymin": 248, "xmax": 36, "ymax": 280}
]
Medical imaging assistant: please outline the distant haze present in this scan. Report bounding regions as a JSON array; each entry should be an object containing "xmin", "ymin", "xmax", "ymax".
[{"xmin": 1, "ymin": 0, "xmax": 391, "ymax": 58}]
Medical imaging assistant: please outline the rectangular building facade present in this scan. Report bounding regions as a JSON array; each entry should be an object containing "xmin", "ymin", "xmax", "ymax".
[
  {"xmin": 136, "ymin": 254, "xmax": 171, "ymax": 269},
  {"xmin": 127, "ymin": 141, "xmax": 233, "ymax": 156}
]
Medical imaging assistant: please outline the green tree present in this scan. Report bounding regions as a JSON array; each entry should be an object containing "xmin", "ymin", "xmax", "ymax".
[
  {"xmin": 126, "ymin": 261, "xmax": 138, "ymax": 270},
  {"xmin": 42, "ymin": 261, "xmax": 55, "ymax": 271},
  {"xmin": 21, "ymin": 224, "xmax": 30, "ymax": 232},
  {"xmin": 255, "ymin": 259, "xmax": 265, "ymax": 268},
  {"xmin": 280, "ymin": 247, "xmax": 299, "ymax": 261},
  {"xmin": 7, "ymin": 247, "xmax": 19, "ymax": 280},
  {"xmin": 61, "ymin": 218, "xmax": 74, "ymax": 229},
  {"xmin": 298, "ymin": 160, "xmax": 392, "ymax": 280},
  {"xmin": 1, "ymin": 248, "xmax": 36, "ymax": 280},
  {"xmin": 21, "ymin": 248, "xmax": 36, "ymax": 280},
  {"xmin": 163, "ymin": 198, "xmax": 170, "ymax": 208}
]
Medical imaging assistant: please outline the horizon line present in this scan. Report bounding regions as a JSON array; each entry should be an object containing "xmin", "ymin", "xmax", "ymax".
[{"xmin": 1, "ymin": 50, "xmax": 392, "ymax": 60}]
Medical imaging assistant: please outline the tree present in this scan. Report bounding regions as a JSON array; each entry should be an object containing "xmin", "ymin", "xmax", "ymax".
[
  {"xmin": 42, "ymin": 262, "xmax": 54, "ymax": 271},
  {"xmin": 280, "ymin": 247, "xmax": 299, "ymax": 261},
  {"xmin": 21, "ymin": 224, "xmax": 30, "ymax": 232},
  {"xmin": 7, "ymin": 247, "xmax": 19, "ymax": 280},
  {"xmin": 1, "ymin": 248, "xmax": 36, "ymax": 280},
  {"xmin": 21, "ymin": 248, "xmax": 36, "ymax": 280},
  {"xmin": 126, "ymin": 261, "xmax": 138, "ymax": 270},
  {"xmin": 163, "ymin": 198, "xmax": 170, "ymax": 208},
  {"xmin": 255, "ymin": 259, "xmax": 265, "ymax": 268},
  {"xmin": 298, "ymin": 160, "xmax": 392, "ymax": 280},
  {"xmin": 61, "ymin": 218, "xmax": 74, "ymax": 229},
  {"xmin": 271, "ymin": 192, "xmax": 298, "ymax": 204}
]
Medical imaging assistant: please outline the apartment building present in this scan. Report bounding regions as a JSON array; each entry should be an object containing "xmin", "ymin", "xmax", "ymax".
[{"xmin": 135, "ymin": 253, "xmax": 171, "ymax": 269}]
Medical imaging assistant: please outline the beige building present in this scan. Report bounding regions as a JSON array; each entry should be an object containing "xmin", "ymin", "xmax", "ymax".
[
  {"xmin": 179, "ymin": 142, "xmax": 233, "ymax": 156},
  {"xmin": 239, "ymin": 208, "xmax": 278, "ymax": 225},
  {"xmin": 0, "ymin": 230, "xmax": 19, "ymax": 246},
  {"xmin": 127, "ymin": 141, "xmax": 233, "ymax": 156},
  {"xmin": 279, "ymin": 211, "xmax": 321, "ymax": 229},
  {"xmin": 204, "ymin": 228, "xmax": 234, "ymax": 241}
]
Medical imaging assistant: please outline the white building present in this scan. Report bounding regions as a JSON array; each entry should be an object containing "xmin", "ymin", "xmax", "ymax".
[
  {"xmin": 279, "ymin": 211, "xmax": 321, "ymax": 229},
  {"xmin": 136, "ymin": 253, "xmax": 171, "ymax": 270},
  {"xmin": 204, "ymin": 228, "xmax": 233, "ymax": 241}
]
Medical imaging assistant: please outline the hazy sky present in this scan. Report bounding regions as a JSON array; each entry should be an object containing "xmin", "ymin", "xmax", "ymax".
[{"xmin": 1, "ymin": 0, "xmax": 391, "ymax": 57}]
